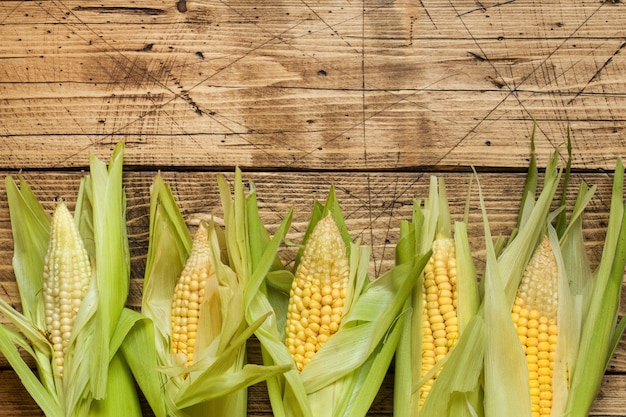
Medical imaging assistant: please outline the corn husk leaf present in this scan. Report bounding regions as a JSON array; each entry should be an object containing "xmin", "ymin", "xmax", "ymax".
[
  {"xmin": 559, "ymin": 181, "xmax": 595, "ymax": 315},
  {"xmin": 0, "ymin": 323, "xmax": 62, "ymax": 417},
  {"xmin": 554, "ymin": 129, "xmax": 573, "ymax": 237},
  {"xmin": 216, "ymin": 169, "xmax": 307, "ymax": 417},
  {"xmin": 564, "ymin": 158, "xmax": 626, "ymax": 415},
  {"xmin": 120, "ymin": 309, "xmax": 168, "ymax": 417},
  {"xmin": 1, "ymin": 176, "xmax": 58, "ymax": 402},
  {"xmin": 66, "ymin": 143, "xmax": 131, "ymax": 405},
  {"xmin": 512, "ymin": 124, "xmax": 538, "ymax": 241},
  {"xmin": 87, "ymin": 352, "xmax": 142, "ymax": 417},
  {"xmin": 3, "ymin": 176, "xmax": 49, "ymax": 327}
]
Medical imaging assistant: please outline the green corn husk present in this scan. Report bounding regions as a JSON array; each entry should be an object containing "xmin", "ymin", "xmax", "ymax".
[
  {"xmin": 216, "ymin": 169, "xmax": 300, "ymax": 416},
  {"xmin": 0, "ymin": 142, "xmax": 142, "ymax": 417},
  {"xmin": 222, "ymin": 172, "xmax": 429, "ymax": 417},
  {"xmin": 394, "ymin": 176, "xmax": 482, "ymax": 417},
  {"xmin": 121, "ymin": 172, "xmax": 288, "ymax": 417},
  {"xmin": 563, "ymin": 157, "xmax": 626, "ymax": 415}
]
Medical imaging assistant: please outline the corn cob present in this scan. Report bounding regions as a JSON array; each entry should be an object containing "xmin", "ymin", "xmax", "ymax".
[
  {"xmin": 511, "ymin": 236, "xmax": 558, "ymax": 417},
  {"xmin": 171, "ymin": 222, "xmax": 221, "ymax": 368},
  {"xmin": 420, "ymin": 235, "xmax": 458, "ymax": 405},
  {"xmin": 285, "ymin": 213, "xmax": 349, "ymax": 372},
  {"xmin": 42, "ymin": 201, "xmax": 92, "ymax": 378}
]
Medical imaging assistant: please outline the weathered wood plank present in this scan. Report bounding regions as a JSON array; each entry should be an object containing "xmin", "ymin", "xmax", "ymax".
[
  {"xmin": 0, "ymin": 369, "xmax": 625, "ymax": 416},
  {"xmin": 1, "ymin": 1, "xmax": 626, "ymax": 170}
]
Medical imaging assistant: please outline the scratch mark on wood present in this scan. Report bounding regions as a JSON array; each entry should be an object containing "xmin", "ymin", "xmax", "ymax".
[
  {"xmin": 418, "ymin": 0, "xmax": 437, "ymax": 30},
  {"xmin": 339, "ymin": 173, "xmax": 421, "ymax": 276},
  {"xmin": 0, "ymin": 1, "xmax": 24, "ymax": 25},
  {"xmin": 299, "ymin": 0, "xmax": 358, "ymax": 52},
  {"xmin": 568, "ymin": 41, "xmax": 626, "ymax": 105},
  {"xmin": 459, "ymin": 0, "xmax": 518, "ymax": 16},
  {"xmin": 160, "ymin": 61, "xmax": 202, "ymax": 115},
  {"xmin": 359, "ymin": 1, "xmax": 374, "ymax": 269},
  {"xmin": 377, "ymin": 176, "xmax": 401, "ymax": 276},
  {"xmin": 473, "ymin": 1, "xmax": 486, "ymax": 12},
  {"xmin": 446, "ymin": 0, "xmax": 608, "ymax": 157},
  {"xmin": 1, "ymin": 283, "xmax": 10, "ymax": 302}
]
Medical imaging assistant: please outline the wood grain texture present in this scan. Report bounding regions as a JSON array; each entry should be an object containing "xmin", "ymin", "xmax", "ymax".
[
  {"xmin": 1, "ymin": 1, "xmax": 626, "ymax": 170},
  {"xmin": 2, "ymin": 0, "xmax": 626, "ymax": 415}
]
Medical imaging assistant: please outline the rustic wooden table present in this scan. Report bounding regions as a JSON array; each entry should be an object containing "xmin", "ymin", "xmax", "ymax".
[{"xmin": 1, "ymin": 0, "xmax": 626, "ymax": 415}]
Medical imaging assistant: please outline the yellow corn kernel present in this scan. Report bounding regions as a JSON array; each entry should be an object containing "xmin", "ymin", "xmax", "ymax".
[
  {"xmin": 43, "ymin": 201, "xmax": 92, "ymax": 378},
  {"xmin": 420, "ymin": 236, "xmax": 458, "ymax": 407},
  {"xmin": 171, "ymin": 222, "xmax": 220, "ymax": 368},
  {"xmin": 285, "ymin": 214, "xmax": 349, "ymax": 371},
  {"xmin": 511, "ymin": 236, "xmax": 558, "ymax": 417}
]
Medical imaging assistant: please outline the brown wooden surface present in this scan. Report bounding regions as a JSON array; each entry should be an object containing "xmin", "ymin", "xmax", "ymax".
[{"xmin": 1, "ymin": 0, "xmax": 626, "ymax": 415}]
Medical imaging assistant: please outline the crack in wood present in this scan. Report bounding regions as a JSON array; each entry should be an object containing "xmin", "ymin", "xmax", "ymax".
[{"xmin": 72, "ymin": 6, "xmax": 166, "ymax": 15}]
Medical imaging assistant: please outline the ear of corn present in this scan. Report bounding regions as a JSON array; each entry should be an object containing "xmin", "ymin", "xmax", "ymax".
[
  {"xmin": 478, "ymin": 134, "xmax": 626, "ymax": 417},
  {"xmin": 122, "ymin": 172, "xmax": 287, "ymax": 417},
  {"xmin": 0, "ymin": 142, "xmax": 142, "ymax": 417},
  {"xmin": 301, "ymin": 245, "xmax": 428, "ymax": 417},
  {"xmin": 394, "ymin": 176, "xmax": 481, "ymax": 417},
  {"xmin": 236, "ymin": 181, "xmax": 427, "ymax": 417},
  {"xmin": 479, "ymin": 146, "xmax": 565, "ymax": 417}
]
